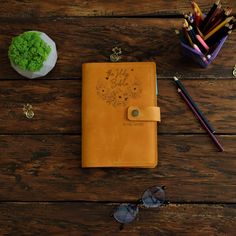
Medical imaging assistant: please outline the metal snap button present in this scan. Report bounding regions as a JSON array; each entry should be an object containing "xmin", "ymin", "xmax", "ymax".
[{"xmin": 131, "ymin": 109, "xmax": 139, "ymax": 117}]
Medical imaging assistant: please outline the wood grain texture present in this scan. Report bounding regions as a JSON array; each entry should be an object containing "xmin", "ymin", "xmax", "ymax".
[
  {"xmin": 0, "ymin": 80, "xmax": 81, "ymax": 134},
  {"xmin": 0, "ymin": 203, "xmax": 235, "ymax": 235},
  {"xmin": 0, "ymin": 18, "xmax": 235, "ymax": 79},
  {"xmin": 1, "ymin": 0, "xmax": 236, "ymax": 17},
  {"xmin": 1, "ymin": 1, "xmax": 235, "ymax": 234},
  {"xmin": 0, "ymin": 135, "xmax": 235, "ymax": 202},
  {"xmin": 0, "ymin": 80, "xmax": 235, "ymax": 134}
]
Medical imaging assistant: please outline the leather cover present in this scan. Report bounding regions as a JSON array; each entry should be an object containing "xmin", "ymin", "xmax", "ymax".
[{"xmin": 82, "ymin": 62, "xmax": 160, "ymax": 168}]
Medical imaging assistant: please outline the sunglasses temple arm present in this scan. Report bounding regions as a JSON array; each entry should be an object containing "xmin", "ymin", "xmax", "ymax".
[{"xmin": 119, "ymin": 223, "xmax": 124, "ymax": 231}]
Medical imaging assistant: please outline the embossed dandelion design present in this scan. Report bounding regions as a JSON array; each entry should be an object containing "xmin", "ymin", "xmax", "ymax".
[{"xmin": 96, "ymin": 68, "xmax": 142, "ymax": 107}]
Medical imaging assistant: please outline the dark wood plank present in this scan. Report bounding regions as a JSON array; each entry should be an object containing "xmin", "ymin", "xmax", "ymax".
[
  {"xmin": 0, "ymin": 80, "xmax": 81, "ymax": 134},
  {"xmin": 0, "ymin": 18, "xmax": 235, "ymax": 79},
  {"xmin": 0, "ymin": 135, "xmax": 235, "ymax": 202},
  {"xmin": 0, "ymin": 202, "xmax": 235, "ymax": 235},
  {"xmin": 159, "ymin": 79, "xmax": 236, "ymax": 134},
  {"xmin": 0, "ymin": 79, "xmax": 235, "ymax": 134},
  {"xmin": 1, "ymin": 0, "xmax": 236, "ymax": 17}
]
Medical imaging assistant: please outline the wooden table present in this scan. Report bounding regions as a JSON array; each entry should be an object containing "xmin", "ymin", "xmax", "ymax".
[{"xmin": 0, "ymin": 1, "xmax": 236, "ymax": 235}]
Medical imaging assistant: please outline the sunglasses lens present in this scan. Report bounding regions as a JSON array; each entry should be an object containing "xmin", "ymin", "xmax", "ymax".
[
  {"xmin": 113, "ymin": 203, "xmax": 139, "ymax": 224},
  {"xmin": 142, "ymin": 186, "xmax": 165, "ymax": 208}
]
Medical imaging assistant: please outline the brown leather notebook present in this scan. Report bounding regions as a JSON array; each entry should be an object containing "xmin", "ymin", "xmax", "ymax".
[{"xmin": 82, "ymin": 62, "xmax": 160, "ymax": 168}]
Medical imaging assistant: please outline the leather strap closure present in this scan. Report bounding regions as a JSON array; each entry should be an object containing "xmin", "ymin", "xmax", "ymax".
[{"xmin": 127, "ymin": 106, "xmax": 161, "ymax": 122}]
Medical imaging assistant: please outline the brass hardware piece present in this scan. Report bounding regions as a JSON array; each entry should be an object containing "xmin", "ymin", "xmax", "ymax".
[
  {"xmin": 233, "ymin": 65, "xmax": 236, "ymax": 77},
  {"xmin": 131, "ymin": 109, "xmax": 140, "ymax": 117},
  {"xmin": 23, "ymin": 104, "xmax": 34, "ymax": 119},
  {"xmin": 110, "ymin": 47, "xmax": 122, "ymax": 62}
]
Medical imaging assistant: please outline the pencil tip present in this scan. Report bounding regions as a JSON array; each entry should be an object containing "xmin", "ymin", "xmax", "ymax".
[
  {"xmin": 207, "ymin": 55, "xmax": 211, "ymax": 59},
  {"xmin": 173, "ymin": 76, "xmax": 178, "ymax": 81}
]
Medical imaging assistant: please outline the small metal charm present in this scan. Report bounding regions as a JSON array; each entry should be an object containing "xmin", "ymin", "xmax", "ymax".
[
  {"xmin": 23, "ymin": 104, "xmax": 34, "ymax": 119},
  {"xmin": 110, "ymin": 47, "xmax": 122, "ymax": 62},
  {"xmin": 233, "ymin": 65, "xmax": 236, "ymax": 77}
]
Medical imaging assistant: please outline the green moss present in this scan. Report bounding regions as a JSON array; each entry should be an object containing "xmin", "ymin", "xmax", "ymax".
[{"xmin": 8, "ymin": 31, "xmax": 51, "ymax": 72}]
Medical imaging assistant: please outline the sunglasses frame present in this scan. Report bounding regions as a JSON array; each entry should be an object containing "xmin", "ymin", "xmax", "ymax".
[{"xmin": 112, "ymin": 185, "xmax": 168, "ymax": 230}]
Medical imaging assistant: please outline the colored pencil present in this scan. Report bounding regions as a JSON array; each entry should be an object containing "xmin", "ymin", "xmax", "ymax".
[
  {"xmin": 183, "ymin": 27, "xmax": 194, "ymax": 47},
  {"xmin": 205, "ymin": 8, "xmax": 232, "ymax": 34},
  {"xmin": 173, "ymin": 77, "xmax": 215, "ymax": 133},
  {"xmin": 193, "ymin": 44, "xmax": 203, "ymax": 54},
  {"xmin": 194, "ymin": 8, "xmax": 201, "ymax": 27},
  {"xmin": 179, "ymin": 30, "xmax": 188, "ymax": 44},
  {"xmin": 196, "ymin": 26, "xmax": 204, "ymax": 38},
  {"xmin": 196, "ymin": 34, "xmax": 210, "ymax": 51},
  {"xmin": 202, "ymin": 0, "xmax": 221, "ymax": 29},
  {"xmin": 188, "ymin": 26, "xmax": 208, "ymax": 53},
  {"xmin": 186, "ymin": 13, "xmax": 204, "ymax": 38},
  {"xmin": 202, "ymin": 4, "xmax": 222, "ymax": 33},
  {"xmin": 207, "ymin": 54, "xmax": 212, "ymax": 60},
  {"xmin": 204, "ymin": 16, "xmax": 234, "ymax": 40},
  {"xmin": 192, "ymin": 1, "xmax": 204, "ymax": 21},
  {"xmin": 183, "ymin": 19, "xmax": 189, "ymax": 28},
  {"xmin": 194, "ymin": 35, "xmax": 209, "ymax": 53},
  {"xmin": 188, "ymin": 26, "xmax": 198, "ymax": 43},
  {"xmin": 178, "ymin": 88, "xmax": 224, "ymax": 152},
  {"xmin": 180, "ymin": 0, "xmax": 235, "ymax": 61},
  {"xmin": 206, "ymin": 25, "xmax": 232, "ymax": 45},
  {"xmin": 230, "ymin": 18, "xmax": 236, "ymax": 29}
]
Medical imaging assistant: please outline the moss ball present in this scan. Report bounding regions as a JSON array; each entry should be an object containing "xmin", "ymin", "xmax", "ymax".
[{"xmin": 8, "ymin": 31, "xmax": 51, "ymax": 72}]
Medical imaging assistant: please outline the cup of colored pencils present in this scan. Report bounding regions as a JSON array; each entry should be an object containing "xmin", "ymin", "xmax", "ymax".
[{"xmin": 178, "ymin": 0, "xmax": 235, "ymax": 68}]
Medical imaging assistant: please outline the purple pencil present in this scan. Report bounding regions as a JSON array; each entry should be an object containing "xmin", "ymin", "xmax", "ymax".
[{"xmin": 178, "ymin": 88, "xmax": 224, "ymax": 152}]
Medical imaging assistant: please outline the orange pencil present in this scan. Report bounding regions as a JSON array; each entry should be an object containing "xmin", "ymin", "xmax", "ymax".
[
  {"xmin": 194, "ymin": 8, "xmax": 201, "ymax": 27},
  {"xmin": 191, "ymin": 1, "xmax": 204, "ymax": 21}
]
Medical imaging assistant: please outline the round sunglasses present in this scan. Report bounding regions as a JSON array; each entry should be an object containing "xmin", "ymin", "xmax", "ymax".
[{"xmin": 113, "ymin": 186, "xmax": 166, "ymax": 225}]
